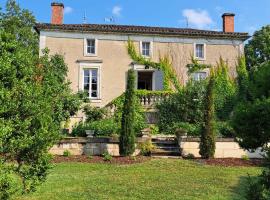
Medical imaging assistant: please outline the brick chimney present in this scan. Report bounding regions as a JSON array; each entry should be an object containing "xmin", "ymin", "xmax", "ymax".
[
  {"xmin": 51, "ymin": 2, "xmax": 64, "ymax": 24},
  {"xmin": 222, "ymin": 13, "xmax": 235, "ymax": 32}
]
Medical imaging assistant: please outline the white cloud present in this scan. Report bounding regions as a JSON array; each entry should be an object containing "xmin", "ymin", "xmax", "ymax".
[
  {"xmin": 112, "ymin": 6, "xmax": 122, "ymax": 17},
  {"xmin": 182, "ymin": 9, "xmax": 213, "ymax": 29},
  {"xmin": 64, "ymin": 6, "xmax": 73, "ymax": 14}
]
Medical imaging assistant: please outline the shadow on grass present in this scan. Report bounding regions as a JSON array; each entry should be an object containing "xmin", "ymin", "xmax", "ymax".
[{"xmin": 230, "ymin": 174, "xmax": 261, "ymax": 200}]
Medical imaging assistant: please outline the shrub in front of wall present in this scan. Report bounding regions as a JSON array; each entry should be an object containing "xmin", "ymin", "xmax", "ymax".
[
  {"xmin": 172, "ymin": 122, "xmax": 202, "ymax": 136},
  {"xmin": 63, "ymin": 150, "xmax": 71, "ymax": 157},
  {"xmin": 71, "ymin": 122, "xmax": 86, "ymax": 137},
  {"xmin": 215, "ymin": 121, "xmax": 234, "ymax": 138},
  {"xmin": 156, "ymin": 80, "xmax": 206, "ymax": 135},
  {"xmin": 83, "ymin": 105, "xmax": 107, "ymax": 123},
  {"xmin": 213, "ymin": 58, "xmax": 237, "ymax": 121},
  {"xmin": 88, "ymin": 118, "xmax": 119, "ymax": 136},
  {"xmin": 71, "ymin": 119, "xmax": 119, "ymax": 137},
  {"xmin": 120, "ymin": 69, "xmax": 136, "ymax": 156},
  {"xmin": 102, "ymin": 151, "xmax": 113, "ymax": 161},
  {"xmin": 138, "ymin": 140, "xmax": 156, "ymax": 156}
]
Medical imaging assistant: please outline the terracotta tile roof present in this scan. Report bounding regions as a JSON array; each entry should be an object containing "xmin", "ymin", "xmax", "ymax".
[{"xmin": 35, "ymin": 23, "xmax": 249, "ymax": 40}]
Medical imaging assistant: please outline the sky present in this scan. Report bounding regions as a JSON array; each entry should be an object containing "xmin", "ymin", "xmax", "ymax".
[{"xmin": 0, "ymin": 0, "xmax": 270, "ymax": 35}]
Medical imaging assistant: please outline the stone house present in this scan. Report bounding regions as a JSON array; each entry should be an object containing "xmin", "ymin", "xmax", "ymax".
[{"xmin": 35, "ymin": 2, "xmax": 249, "ymax": 124}]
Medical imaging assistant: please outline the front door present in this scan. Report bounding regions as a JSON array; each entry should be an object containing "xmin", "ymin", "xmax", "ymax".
[{"xmin": 137, "ymin": 71, "xmax": 153, "ymax": 90}]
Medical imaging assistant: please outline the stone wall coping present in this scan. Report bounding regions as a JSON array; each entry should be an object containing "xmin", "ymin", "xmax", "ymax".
[
  {"xmin": 59, "ymin": 136, "xmax": 149, "ymax": 144},
  {"xmin": 180, "ymin": 137, "xmax": 236, "ymax": 142}
]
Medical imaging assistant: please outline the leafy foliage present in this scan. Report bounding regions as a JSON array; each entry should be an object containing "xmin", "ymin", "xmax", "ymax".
[
  {"xmin": 72, "ymin": 119, "xmax": 119, "ymax": 137},
  {"xmin": 236, "ymin": 56, "xmax": 250, "ymax": 102},
  {"xmin": 120, "ymin": 69, "xmax": 136, "ymax": 156},
  {"xmin": 186, "ymin": 56, "xmax": 211, "ymax": 74},
  {"xmin": 232, "ymin": 99, "xmax": 270, "ymax": 149},
  {"xmin": 0, "ymin": 1, "xmax": 82, "ymax": 198},
  {"xmin": 110, "ymin": 92, "xmax": 146, "ymax": 136},
  {"xmin": 102, "ymin": 151, "xmax": 113, "ymax": 161},
  {"xmin": 249, "ymin": 61, "xmax": 270, "ymax": 99},
  {"xmin": 199, "ymin": 75, "xmax": 216, "ymax": 159},
  {"xmin": 157, "ymin": 80, "xmax": 206, "ymax": 135},
  {"xmin": 138, "ymin": 140, "xmax": 155, "ymax": 156},
  {"xmin": 212, "ymin": 58, "xmax": 236, "ymax": 121},
  {"xmin": 83, "ymin": 105, "xmax": 107, "ymax": 123},
  {"xmin": 245, "ymin": 25, "xmax": 270, "ymax": 71}
]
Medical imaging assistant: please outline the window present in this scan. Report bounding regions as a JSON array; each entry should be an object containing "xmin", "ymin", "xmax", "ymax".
[
  {"xmin": 195, "ymin": 44, "xmax": 205, "ymax": 59},
  {"xmin": 191, "ymin": 71, "xmax": 207, "ymax": 81},
  {"xmin": 141, "ymin": 42, "xmax": 151, "ymax": 57},
  {"xmin": 83, "ymin": 68, "xmax": 99, "ymax": 98},
  {"xmin": 85, "ymin": 39, "xmax": 97, "ymax": 56}
]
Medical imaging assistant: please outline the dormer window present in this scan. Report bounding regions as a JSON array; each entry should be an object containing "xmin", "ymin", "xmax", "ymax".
[
  {"xmin": 85, "ymin": 38, "xmax": 97, "ymax": 56},
  {"xmin": 140, "ymin": 41, "xmax": 151, "ymax": 57},
  {"xmin": 195, "ymin": 43, "xmax": 206, "ymax": 60}
]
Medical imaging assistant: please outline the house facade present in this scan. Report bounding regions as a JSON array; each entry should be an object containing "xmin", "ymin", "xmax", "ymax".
[{"xmin": 35, "ymin": 3, "xmax": 249, "ymax": 122}]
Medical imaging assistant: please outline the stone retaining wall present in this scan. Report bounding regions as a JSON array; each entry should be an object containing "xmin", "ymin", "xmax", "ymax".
[
  {"xmin": 49, "ymin": 137, "xmax": 148, "ymax": 156},
  {"xmin": 179, "ymin": 137, "xmax": 265, "ymax": 158}
]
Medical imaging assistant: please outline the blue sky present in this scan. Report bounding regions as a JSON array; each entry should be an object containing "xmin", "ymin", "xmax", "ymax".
[{"xmin": 1, "ymin": 0, "xmax": 270, "ymax": 34}]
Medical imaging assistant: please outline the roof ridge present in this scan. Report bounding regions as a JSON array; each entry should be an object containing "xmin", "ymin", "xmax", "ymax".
[{"xmin": 35, "ymin": 23, "xmax": 249, "ymax": 40}]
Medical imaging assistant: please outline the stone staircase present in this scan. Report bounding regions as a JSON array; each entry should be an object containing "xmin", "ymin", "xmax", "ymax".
[{"xmin": 151, "ymin": 135, "xmax": 181, "ymax": 157}]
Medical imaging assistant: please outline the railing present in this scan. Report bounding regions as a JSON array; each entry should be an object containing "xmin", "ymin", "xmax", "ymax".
[
  {"xmin": 136, "ymin": 90, "xmax": 173, "ymax": 107},
  {"xmin": 106, "ymin": 90, "xmax": 174, "ymax": 113},
  {"xmin": 139, "ymin": 94, "xmax": 167, "ymax": 107}
]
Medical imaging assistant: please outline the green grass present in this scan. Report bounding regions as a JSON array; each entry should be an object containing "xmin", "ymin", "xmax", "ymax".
[{"xmin": 16, "ymin": 159, "xmax": 261, "ymax": 200}]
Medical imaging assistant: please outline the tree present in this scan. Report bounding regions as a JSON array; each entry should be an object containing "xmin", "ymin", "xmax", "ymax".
[
  {"xmin": 232, "ymin": 60, "xmax": 270, "ymax": 200},
  {"xmin": 236, "ymin": 56, "xmax": 250, "ymax": 102},
  {"xmin": 199, "ymin": 75, "xmax": 216, "ymax": 159},
  {"xmin": 0, "ymin": 1, "xmax": 82, "ymax": 198},
  {"xmin": 119, "ymin": 69, "xmax": 136, "ymax": 156},
  {"xmin": 245, "ymin": 25, "xmax": 270, "ymax": 71},
  {"xmin": 213, "ymin": 58, "xmax": 236, "ymax": 121}
]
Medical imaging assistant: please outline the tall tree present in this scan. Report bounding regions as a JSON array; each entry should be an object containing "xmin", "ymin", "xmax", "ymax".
[
  {"xmin": 236, "ymin": 56, "xmax": 250, "ymax": 102},
  {"xmin": 0, "ymin": 1, "xmax": 82, "ymax": 198},
  {"xmin": 199, "ymin": 75, "xmax": 216, "ymax": 159},
  {"xmin": 120, "ymin": 69, "xmax": 136, "ymax": 156},
  {"xmin": 245, "ymin": 25, "xmax": 270, "ymax": 71}
]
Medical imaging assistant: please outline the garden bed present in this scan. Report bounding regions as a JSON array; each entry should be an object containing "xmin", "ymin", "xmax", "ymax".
[
  {"xmin": 52, "ymin": 155, "xmax": 150, "ymax": 165},
  {"xmin": 195, "ymin": 158, "xmax": 263, "ymax": 167}
]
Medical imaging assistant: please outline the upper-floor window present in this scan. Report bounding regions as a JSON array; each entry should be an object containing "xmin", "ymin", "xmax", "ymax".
[
  {"xmin": 195, "ymin": 44, "xmax": 205, "ymax": 60},
  {"xmin": 83, "ymin": 68, "xmax": 99, "ymax": 98},
  {"xmin": 141, "ymin": 41, "xmax": 151, "ymax": 57},
  {"xmin": 85, "ymin": 39, "xmax": 97, "ymax": 56}
]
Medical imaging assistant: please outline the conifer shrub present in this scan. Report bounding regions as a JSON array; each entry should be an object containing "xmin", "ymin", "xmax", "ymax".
[
  {"xmin": 199, "ymin": 75, "xmax": 216, "ymax": 159},
  {"xmin": 119, "ymin": 69, "xmax": 136, "ymax": 156}
]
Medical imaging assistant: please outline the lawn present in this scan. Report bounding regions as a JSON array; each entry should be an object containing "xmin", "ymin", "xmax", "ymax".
[{"xmin": 16, "ymin": 159, "xmax": 261, "ymax": 200}]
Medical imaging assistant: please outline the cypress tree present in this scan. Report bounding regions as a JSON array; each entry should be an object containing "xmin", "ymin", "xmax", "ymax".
[
  {"xmin": 199, "ymin": 75, "xmax": 216, "ymax": 159},
  {"xmin": 120, "ymin": 69, "xmax": 136, "ymax": 156}
]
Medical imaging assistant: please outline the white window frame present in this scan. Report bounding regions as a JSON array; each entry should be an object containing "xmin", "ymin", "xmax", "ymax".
[
  {"xmin": 84, "ymin": 38, "xmax": 98, "ymax": 57},
  {"xmin": 194, "ymin": 43, "xmax": 206, "ymax": 60},
  {"xmin": 191, "ymin": 71, "xmax": 208, "ymax": 81},
  {"xmin": 79, "ymin": 63, "xmax": 101, "ymax": 102},
  {"xmin": 140, "ymin": 41, "xmax": 153, "ymax": 58}
]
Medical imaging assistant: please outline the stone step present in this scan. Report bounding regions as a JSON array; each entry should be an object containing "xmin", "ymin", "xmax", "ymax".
[
  {"xmin": 151, "ymin": 138, "xmax": 177, "ymax": 143},
  {"xmin": 152, "ymin": 141, "xmax": 178, "ymax": 146},
  {"xmin": 151, "ymin": 155, "xmax": 182, "ymax": 159},
  {"xmin": 155, "ymin": 146, "xmax": 180, "ymax": 151},
  {"xmin": 151, "ymin": 151, "xmax": 181, "ymax": 156}
]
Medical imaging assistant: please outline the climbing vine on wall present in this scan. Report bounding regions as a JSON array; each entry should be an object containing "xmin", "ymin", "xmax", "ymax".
[
  {"xmin": 186, "ymin": 56, "xmax": 211, "ymax": 74},
  {"xmin": 127, "ymin": 39, "xmax": 182, "ymax": 92}
]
